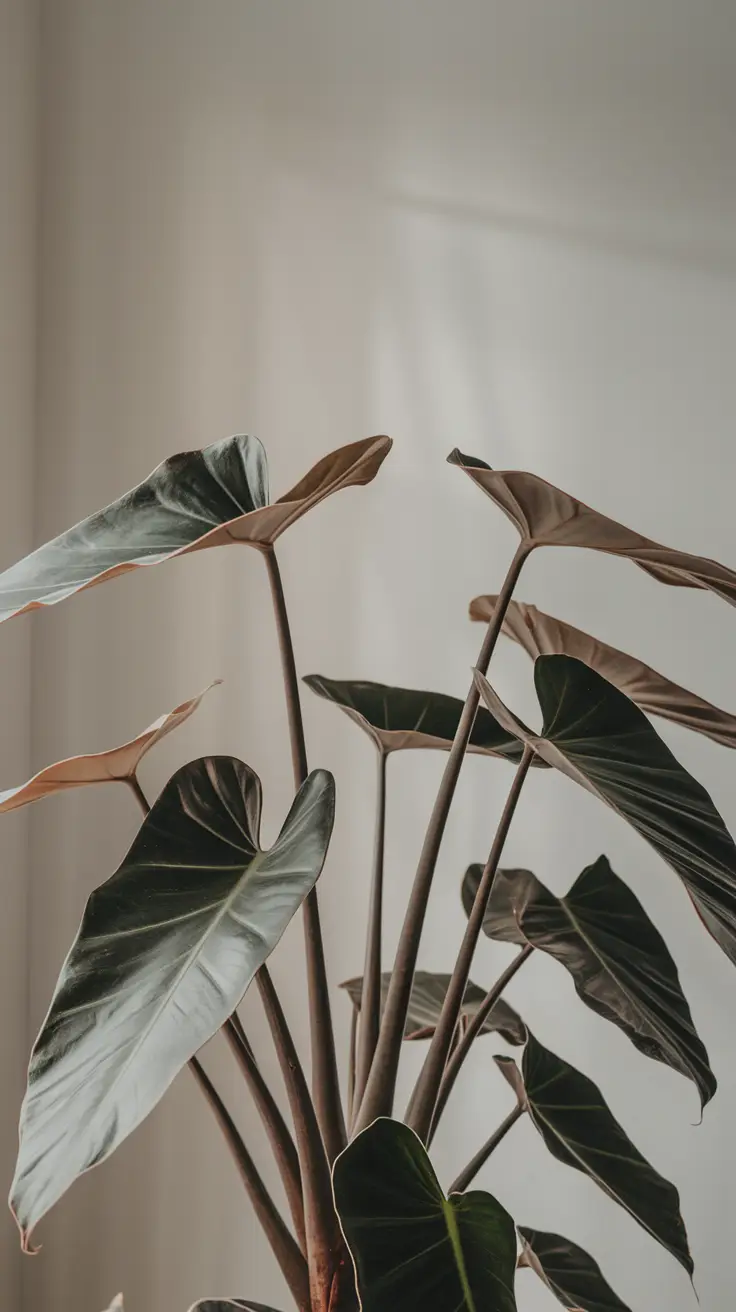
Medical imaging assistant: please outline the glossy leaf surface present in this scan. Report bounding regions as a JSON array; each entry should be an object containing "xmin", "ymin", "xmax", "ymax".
[
  {"xmin": 471, "ymin": 594, "xmax": 736, "ymax": 748},
  {"xmin": 463, "ymin": 857, "xmax": 715, "ymax": 1107},
  {"xmin": 497, "ymin": 1035, "xmax": 692, "ymax": 1273},
  {"xmin": 476, "ymin": 655, "xmax": 736, "ymax": 967},
  {"xmin": 303, "ymin": 674, "xmax": 536, "ymax": 762},
  {"xmin": 0, "ymin": 435, "xmax": 391, "ymax": 622},
  {"xmin": 333, "ymin": 1118, "xmax": 518, "ymax": 1311},
  {"xmin": 340, "ymin": 970, "xmax": 526, "ymax": 1044},
  {"xmin": 450, "ymin": 450, "xmax": 736, "ymax": 604},
  {"xmin": 518, "ymin": 1228, "xmax": 632, "ymax": 1312},
  {"xmin": 11, "ymin": 758, "xmax": 335, "ymax": 1248},
  {"xmin": 0, "ymin": 682, "xmax": 220, "ymax": 812}
]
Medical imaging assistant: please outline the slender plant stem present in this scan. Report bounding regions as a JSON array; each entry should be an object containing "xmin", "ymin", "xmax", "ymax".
[
  {"xmin": 126, "ymin": 774, "xmax": 152, "ymax": 816},
  {"xmin": 257, "ymin": 965, "xmax": 343, "ymax": 1311},
  {"xmin": 354, "ymin": 749, "xmax": 388, "ymax": 1109},
  {"xmin": 449, "ymin": 1103, "xmax": 525, "ymax": 1194},
  {"xmin": 224, "ymin": 1018, "xmax": 306, "ymax": 1252},
  {"xmin": 406, "ymin": 745, "xmax": 534, "ymax": 1141},
  {"xmin": 347, "ymin": 1006, "xmax": 358, "ymax": 1127},
  {"xmin": 353, "ymin": 543, "xmax": 530, "ymax": 1134},
  {"xmin": 263, "ymin": 544, "xmax": 347, "ymax": 1164},
  {"xmin": 189, "ymin": 1055, "xmax": 310, "ymax": 1310},
  {"xmin": 428, "ymin": 945, "xmax": 534, "ymax": 1143}
]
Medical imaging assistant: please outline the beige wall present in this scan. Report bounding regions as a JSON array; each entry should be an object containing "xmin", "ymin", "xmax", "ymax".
[
  {"xmin": 0, "ymin": 0, "xmax": 37, "ymax": 1307},
  {"xmin": 5, "ymin": 3, "xmax": 736, "ymax": 1310}
]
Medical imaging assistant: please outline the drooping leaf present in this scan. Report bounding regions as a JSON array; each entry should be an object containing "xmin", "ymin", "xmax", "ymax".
[
  {"xmin": 463, "ymin": 857, "xmax": 715, "ymax": 1108},
  {"xmin": 340, "ymin": 970, "xmax": 526, "ymax": 1044},
  {"xmin": 0, "ymin": 682, "xmax": 220, "ymax": 812},
  {"xmin": 188, "ymin": 1302, "xmax": 284, "ymax": 1312},
  {"xmin": 0, "ymin": 435, "xmax": 391, "ymax": 623},
  {"xmin": 471, "ymin": 594, "xmax": 736, "ymax": 749},
  {"xmin": 475, "ymin": 655, "xmax": 736, "ymax": 968},
  {"xmin": 11, "ymin": 758, "xmax": 335, "ymax": 1249},
  {"xmin": 449, "ymin": 450, "xmax": 736, "ymax": 604},
  {"xmin": 517, "ymin": 1228, "xmax": 632, "ymax": 1312},
  {"xmin": 333, "ymin": 1117, "xmax": 518, "ymax": 1312},
  {"xmin": 303, "ymin": 674, "xmax": 540, "ymax": 763},
  {"xmin": 496, "ymin": 1035, "xmax": 692, "ymax": 1274}
]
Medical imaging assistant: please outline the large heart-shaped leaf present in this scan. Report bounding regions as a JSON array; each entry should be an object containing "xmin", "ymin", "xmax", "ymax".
[
  {"xmin": 303, "ymin": 674, "xmax": 538, "ymax": 763},
  {"xmin": 11, "ymin": 758, "xmax": 335, "ymax": 1249},
  {"xmin": 0, "ymin": 683, "xmax": 220, "ymax": 812},
  {"xmin": 476, "ymin": 656, "xmax": 736, "ymax": 968},
  {"xmin": 471, "ymin": 595, "xmax": 736, "ymax": 749},
  {"xmin": 340, "ymin": 971, "xmax": 526, "ymax": 1044},
  {"xmin": 450, "ymin": 450, "xmax": 736, "ymax": 604},
  {"xmin": 517, "ymin": 1228, "xmax": 632, "ymax": 1312},
  {"xmin": 463, "ymin": 857, "xmax": 715, "ymax": 1108},
  {"xmin": 333, "ymin": 1118, "xmax": 518, "ymax": 1311},
  {"xmin": 189, "ymin": 1303, "xmax": 284, "ymax": 1311},
  {"xmin": 496, "ymin": 1034, "xmax": 692, "ymax": 1273},
  {"xmin": 0, "ymin": 435, "xmax": 391, "ymax": 623}
]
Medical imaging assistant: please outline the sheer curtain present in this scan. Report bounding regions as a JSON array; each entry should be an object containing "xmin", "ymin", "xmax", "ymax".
[{"xmin": 4, "ymin": 3, "xmax": 736, "ymax": 1310}]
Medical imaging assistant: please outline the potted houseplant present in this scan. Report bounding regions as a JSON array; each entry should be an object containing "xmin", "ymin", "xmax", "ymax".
[{"xmin": 4, "ymin": 431, "xmax": 736, "ymax": 1311}]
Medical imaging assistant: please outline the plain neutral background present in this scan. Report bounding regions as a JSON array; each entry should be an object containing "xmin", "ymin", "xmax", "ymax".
[{"xmin": 3, "ymin": 3, "xmax": 736, "ymax": 1309}]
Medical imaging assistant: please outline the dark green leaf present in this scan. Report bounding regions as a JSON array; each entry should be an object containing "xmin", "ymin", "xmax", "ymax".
[
  {"xmin": 471, "ymin": 594, "xmax": 736, "ymax": 749},
  {"xmin": 303, "ymin": 674, "xmax": 539, "ymax": 763},
  {"xmin": 11, "ymin": 758, "xmax": 335, "ymax": 1249},
  {"xmin": 463, "ymin": 857, "xmax": 715, "ymax": 1107},
  {"xmin": 476, "ymin": 655, "xmax": 736, "ymax": 969},
  {"xmin": 497, "ymin": 1034, "xmax": 692, "ymax": 1274},
  {"xmin": 340, "ymin": 970, "xmax": 526, "ymax": 1044},
  {"xmin": 0, "ymin": 435, "xmax": 391, "ymax": 622},
  {"xmin": 333, "ymin": 1118, "xmax": 518, "ymax": 1312},
  {"xmin": 517, "ymin": 1228, "xmax": 632, "ymax": 1312},
  {"xmin": 449, "ymin": 450, "xmax": 736, "ymax": 604}
]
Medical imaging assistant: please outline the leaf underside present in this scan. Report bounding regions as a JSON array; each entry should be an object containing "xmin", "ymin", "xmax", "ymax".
[
  {"xmin": 464, "ymin": 856, "xmax": 715, "ymax": 1107},
  {"xmin": 333, "ymin": 1118, "xmax": 518, "ymax": 1312},
  {"xmin": 304, "ymin": 674, "xmax": 539, "ymax": 763},
  {"xmin": 470, "ymin": 595, "xmax": 736, "ymax": 749},
  {"xmin": 0, "ymin": 434, "xmax": 391, "ymax": 622},
  {"xmin": 450, "ymin": 449, "xmax": 736, "ymax": 604},
  {"xmin": 0, "ymin": 682, "xmax": 220, "ymax": 812},
  {"xmin": 11, "ymin": 758, "xmax": 335, "ymax": 1248}
]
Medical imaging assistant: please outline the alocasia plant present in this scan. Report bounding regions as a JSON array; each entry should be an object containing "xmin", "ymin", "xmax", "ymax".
[{"xmin": 4, "ymin": 435, "xmax": 736, "ymax": 1311}]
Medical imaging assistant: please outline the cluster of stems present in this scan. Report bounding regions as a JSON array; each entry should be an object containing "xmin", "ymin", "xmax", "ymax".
[{"xmin": 149, "ymin": 537, "xmax": 535, "ymax": 1311}]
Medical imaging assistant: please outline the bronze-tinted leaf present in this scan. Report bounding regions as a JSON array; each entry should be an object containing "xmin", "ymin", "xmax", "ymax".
[
  {"xmin": 0, "ymin": 682, "xmax": 220, "ymax": 812},
  {"xmin": 0, "ymin": 435, "xmax": 391, "ymax": 623},
  {"xmin": 475, "ymin": 656, "xmax": 736, "ymax": 968},
  {"xmin": 340, "ymin": 970, "xmax": 526, "ymax": 1044},
  {"xmin": 450, "ymin": 451, "xmax": 736, "ymax": 604},
  {"xmin": 517, "ymin": 1228, "xmax": 632, "ymax": 1312},
  {"xmin": 497, "ymin": 1034, "xmax": 692, "ymax": 1274},
  {"xmin": 303, "ymin": 674, "xmax": 538, "ymax": 763},
  {"xmin": 471, "ymin": 595, "xmax": 736, "ymax": 749},
  {"xmin": 463, "ymin": 857, "xmax": 715, "ymax": 1107},
  {"xmin": 332, "ymin": 1117, "xmax": 518, "ymax": 1312},
  {"xmin": 11, "ymin": 759, "xmax": 335, "ymax": 1250}
]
